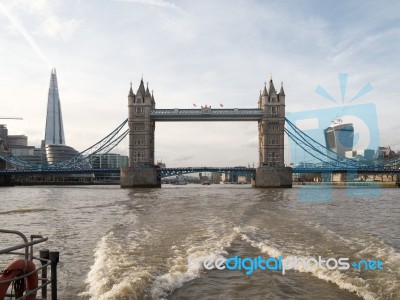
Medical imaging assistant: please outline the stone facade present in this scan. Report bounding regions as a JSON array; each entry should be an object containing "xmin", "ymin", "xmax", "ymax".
[
  {"xmin": 120, "ymin": 167, "xmax": 160, "ymax": 188},
  {"xmin": 121, "ymin": 79, "xmax": 159, "ymax": 188},
  {"xmin": 258, "ymin": 78, "xmax": 286, "ymax": 167},
  {"xmin": 252, "ymin": 166, "xmax": 292, "ymax": 188},
  {"xmin": 127, "ymin": 79, "xmax": 155, "ymax": 168},
  {"xmin": 254, "ymin": 78, "xmax": 292, "ymax": 188}
]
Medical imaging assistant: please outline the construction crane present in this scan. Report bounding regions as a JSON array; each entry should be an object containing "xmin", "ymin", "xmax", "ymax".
[{"xmin": 0, "ymin": 117, "xmax": 23, "ymax": 120}]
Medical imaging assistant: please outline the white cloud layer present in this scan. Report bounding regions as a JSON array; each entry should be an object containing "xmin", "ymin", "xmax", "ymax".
[
  {"xmin": 38, "ymin": 16, "xmax": 81, "ymax": 41},
  {"xmin": 0, "ymin": 0, "xmax": 399, "ymax": 166},
  {"xmin": 114, "ymin": 0, "xmax": 184, "ymax": 12}
]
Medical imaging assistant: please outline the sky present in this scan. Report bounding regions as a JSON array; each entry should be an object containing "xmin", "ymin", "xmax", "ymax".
[{"xmin": 0, "ymin": 0, "xmax": 399, "ymax": 167}]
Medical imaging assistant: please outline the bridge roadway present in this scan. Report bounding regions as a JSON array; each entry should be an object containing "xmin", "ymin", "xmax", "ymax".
[
  {"xmin": 0, "ymin": 167, "xmax": 257, "ymax": 178},
  {"xmin": 149, "ymin": 108, "xmax": 264, "ymax": 121},
  {"xmin": 1, "ymin": 167, "xmax": 400, "ymax": 177},
  {"xmin": 158, "ymin": 167, "xmax": 256, "ymax": 178}
]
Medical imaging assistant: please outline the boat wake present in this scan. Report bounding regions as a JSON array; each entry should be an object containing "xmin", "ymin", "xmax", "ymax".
[{"xmin": 82, "ymin": 224, "xmax": 400, "ymax": 299}]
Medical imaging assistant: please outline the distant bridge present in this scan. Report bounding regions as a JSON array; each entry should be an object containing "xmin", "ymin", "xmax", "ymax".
[{"xmin": 158, "ymin": 167, "xmax": 256, "ymax": 178}]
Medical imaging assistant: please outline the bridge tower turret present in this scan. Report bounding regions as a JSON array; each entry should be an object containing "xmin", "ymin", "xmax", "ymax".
[
  {"xmin": 253, "ymin": 76, "xmax": 292, "ymax": 188},
  {"xmin": 121, "ymin": 77, "xmax": 160, "ymax": 188},
  {"xmin": 129, "ymin": 79, "xmax": 155, "ymax": 167},
  {"xmin": 259, "ymin": 77, "xmax": 285, "ymax": 167}
]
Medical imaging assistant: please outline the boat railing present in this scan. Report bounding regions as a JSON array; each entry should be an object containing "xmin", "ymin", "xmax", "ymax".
[{"xmin": 0, "ymin": 229, "xmax": 59, "ymax": 300}]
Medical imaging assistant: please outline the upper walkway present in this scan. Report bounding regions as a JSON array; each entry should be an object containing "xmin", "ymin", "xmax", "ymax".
[{"xmin": 150, "ymin": 108, "xmax": 264, "ymax": 121}]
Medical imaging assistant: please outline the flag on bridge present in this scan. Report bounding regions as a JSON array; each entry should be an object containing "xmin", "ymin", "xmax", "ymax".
[
  {"xmin": 220, "ymin": 103, "xmax": 224, "ymax": 107},
  {"xmin": 193, "ymin": 103, "xmax": 197, "ymax": 107}
]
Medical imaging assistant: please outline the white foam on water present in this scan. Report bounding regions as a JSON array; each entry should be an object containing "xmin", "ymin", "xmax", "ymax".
[
  {"xmin": 80, "ymin": 231, "xmax": 154, "ymax": 300},
  {"xmin": 300, "ymin": 220, "xmax": 400, "ymax": 298},
  {"xmin": 356, "ymin": 239, "xmax": 400, "ymax": 298},
  {"xmin": 82, "ymin": 220, "xmax": 240, "ymax": 300},
  {"xmin": 240, "ymin": 231, "xmax": 379, "ymax": 300},
  {"xmin": 311, "ymin": 223, "xmax": 400, "ymax": 297},
  {"xmin": 358, "ymin": 238, "xmax": 400, "ymax": 265},
  {"xmin": 150, "ymin": 227, "xmax": 239, "ymax": 299},
  {"xmin": 81, "ymin": 222, "xmax": 399, "ymax": 300}
]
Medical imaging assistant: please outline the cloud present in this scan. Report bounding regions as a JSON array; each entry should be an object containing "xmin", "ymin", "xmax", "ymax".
[
  {"xmin": 0, "ymin": 2, "xmax": 51, "ymax": 68},
  {"xmin": 114, "ymin": 0, "xmax": 184, "ymax": 12},
  {"xmin": 201, "ymin": 70, "xmax": 217, "ymax": 82},
  {"xmin": 1, "ymin": 0, "xmax": 399, "ymax": 167},
  {"xmin": 1, "ymin": 1, "xmax": 82, "ymax": 42},
  {"xmin": 38, "ymin": 16, "xmax": 81, "ymax": 41}
]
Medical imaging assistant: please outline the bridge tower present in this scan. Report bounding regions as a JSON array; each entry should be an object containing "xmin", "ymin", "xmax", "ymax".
[
  {"xmin": 253, "ymin": 77, "xmax": 292, "ymax": 188},
  {"xmin": 127, "ymin": 79, "xmax": 156, "ymax": 167},
  {"xmin": 121, "ymin": 78, "xmax": 160, "ymax": 188}
]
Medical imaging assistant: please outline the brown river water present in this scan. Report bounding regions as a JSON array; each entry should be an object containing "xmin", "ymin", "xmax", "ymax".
[{"xmin": 0, "ymin": 184, "xmax": 399, "ymax": 299}]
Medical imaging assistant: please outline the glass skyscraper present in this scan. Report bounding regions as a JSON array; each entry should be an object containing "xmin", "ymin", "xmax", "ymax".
[
  {"xmin": 44, "ymin": 68, "xmax": 65, "ymax": 145},
  {"xmin": 324, "ymin": 118, "xmax": 354, "ymax": 158}
]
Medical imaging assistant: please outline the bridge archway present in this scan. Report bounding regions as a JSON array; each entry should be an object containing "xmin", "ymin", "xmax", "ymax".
[{"xmin": 154, "ymin": 121, "xmax": 258, "ymax": 168}]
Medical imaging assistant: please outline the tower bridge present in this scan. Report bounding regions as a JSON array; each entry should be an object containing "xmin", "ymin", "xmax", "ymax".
[
  {"xmin": 120, "ymin": 77, "xmax": 293, "ymax": 188},
  {"xmin": 2, "ymin": 73, "xmax": 399, "ymax": 187}
]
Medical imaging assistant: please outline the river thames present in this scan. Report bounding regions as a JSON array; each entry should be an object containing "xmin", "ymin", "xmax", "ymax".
[{"xmin": 0, "ymin": 185, "xmax": 399, "ymax": 299}]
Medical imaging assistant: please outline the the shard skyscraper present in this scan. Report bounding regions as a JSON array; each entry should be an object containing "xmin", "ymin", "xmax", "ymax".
[{"xmin": 44, "ymin": 68, "xmax": 65, "ymax": 145}]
